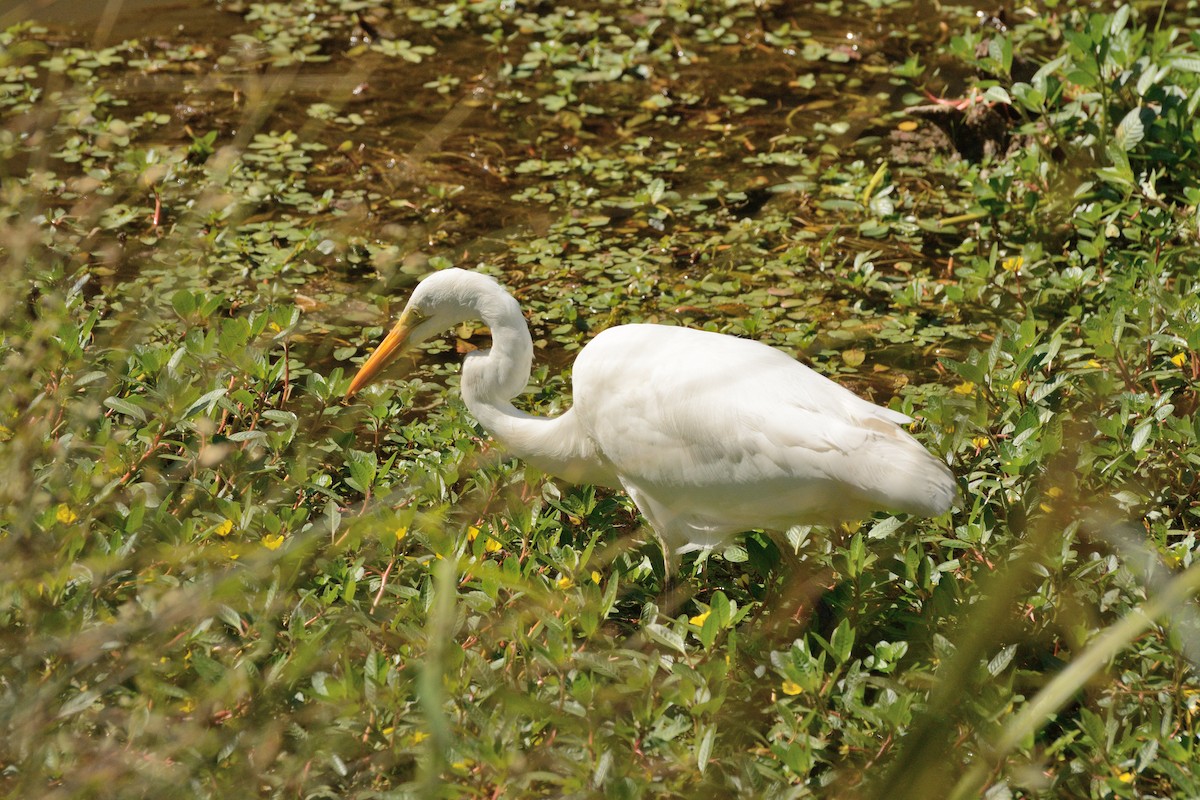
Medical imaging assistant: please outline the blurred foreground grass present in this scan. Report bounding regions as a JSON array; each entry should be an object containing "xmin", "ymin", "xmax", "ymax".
[{"xmin": 2, "ymin": 1, "xmax": 1200, "ymax": 797}]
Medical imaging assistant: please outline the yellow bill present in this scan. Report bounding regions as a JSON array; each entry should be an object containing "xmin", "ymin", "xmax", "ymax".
[{"xmin": 345, "ymin": 310, "xmax": 416, "ymax": 398}]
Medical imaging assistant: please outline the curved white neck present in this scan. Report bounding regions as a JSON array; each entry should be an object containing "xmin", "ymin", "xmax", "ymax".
[{"xmin": 459, "ymin": 292, "xmax": 619, "ymax": 488}]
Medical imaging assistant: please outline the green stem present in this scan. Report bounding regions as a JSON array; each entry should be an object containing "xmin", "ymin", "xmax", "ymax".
[{"xmin": 949, "ymin": 561, "xmax": 1200, "ymax": 800}]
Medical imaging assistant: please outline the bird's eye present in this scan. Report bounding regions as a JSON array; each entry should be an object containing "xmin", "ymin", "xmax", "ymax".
[{"xmin": 409, "ymin": 308, "xmax": 427, "ymax": 322}]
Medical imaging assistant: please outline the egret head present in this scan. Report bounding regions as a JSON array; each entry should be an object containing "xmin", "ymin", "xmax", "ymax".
[{"xmin": 345, "ymin": 268, "xmax": 501, "ymax": 397}]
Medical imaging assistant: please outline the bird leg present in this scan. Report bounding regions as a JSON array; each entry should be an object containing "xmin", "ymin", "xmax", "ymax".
[
  {"xmin": 639, "ymin": 528, "xmax": 704, "ymax": 620},
  {"xmin": 653, "ymin": 532, "xmax": 675, "ymax": 586}
]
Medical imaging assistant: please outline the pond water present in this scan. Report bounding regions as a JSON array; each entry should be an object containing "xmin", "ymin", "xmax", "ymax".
[
  {"xmin": 13, "ymin": 0, "xmax": 999, "ymax": 391},
  {"xmin": 11, "ymin": 0, "xmax": 216, "ymax": 39},
  {"xmin": 22, "ymin": 0, "xmax": 988, "ymax": 235}
]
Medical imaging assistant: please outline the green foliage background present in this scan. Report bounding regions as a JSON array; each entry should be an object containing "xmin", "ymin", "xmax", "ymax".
[{"xmin": 2, "ymin": 0, "xmax": 1199, "ymax": 797}]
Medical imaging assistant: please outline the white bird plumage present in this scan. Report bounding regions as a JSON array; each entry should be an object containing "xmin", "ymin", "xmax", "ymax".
[{"xmin": 347, "ymin": 268, "xmax": 957, "ymax": 565}]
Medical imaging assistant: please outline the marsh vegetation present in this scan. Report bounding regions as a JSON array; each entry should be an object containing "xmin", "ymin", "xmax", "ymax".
[{"xmin": 2, "ymin": 0, "xmax": 1199, "ymax": 797}]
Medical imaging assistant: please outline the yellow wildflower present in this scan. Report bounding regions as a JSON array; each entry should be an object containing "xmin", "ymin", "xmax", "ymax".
[
  {"xmin": 395, "ymin": 526, "xmax": 408, "ymax": 543},
  {"xmin": 953, "ymin": 381, "xmax": 975, "ymax": 396},
  {"xmin": 1001, "ymin": 255, "xmax": 1024, "ymax": 273},
  {"xmin": 971, "ymin": 436, "xmax": 990, "ymax": 450},
  {"xmin": 556, "ymin": 575, "xmax": 574, "ymax": 590},
  {"xmin": 1010, "ymin": 378, "xmax": 1027, "ymax": 393},
  {"xmin": 214, "ymin": 519, "xmax": 234, "ymax": 537},
  {"xmin": 466, "ymin": 525, "xmax": 481, "ymax": 542},
  {"xmin": 1087, "ymin": 359, "xmax": 1102, "ymax": 369},
  {"xmin": 781, "ymin": 680, "xmax": 803, "ymax": 696},
  {"xmin": 483, "ymin": 537, "xmax": 502, "ymax": 553},
  {"xmin": 591, "ymin": 570, "xmax": 601, "ymax": 584},
  {"xmin": 1039, "ymin": 488, "xmax": 1063, "ymax": 514},
  {"xmin": 690, "ymin": 610, "xmax": 711, "ymax": 626},
  {"xmin": 1117, "ymin": 772, "xmax": 1135, "ymax": 784},
  {"xmin": 262, "ymin": 534, "xmax": 285, "ymax": 550},
  {"xmin": 56, "ymin": 504, "xmax": 78, "ymax": 524},
  {"xmin": 1170, "ymin": 352, "xmax": 1188, "ymax": 368},
  {"xmin": 411, "ymin": 730, "xmax": 430, "ymax": 744}
]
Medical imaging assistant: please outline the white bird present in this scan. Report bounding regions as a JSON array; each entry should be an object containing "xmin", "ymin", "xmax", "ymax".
[{"xmin": 346, "ymin": 268, "xmax": 956, "ymax": 569}]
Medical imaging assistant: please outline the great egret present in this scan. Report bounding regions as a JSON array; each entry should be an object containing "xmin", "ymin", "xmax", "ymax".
[{"xmin": 347, "ymin": 268, "xmax": 956, "ymax": 568}]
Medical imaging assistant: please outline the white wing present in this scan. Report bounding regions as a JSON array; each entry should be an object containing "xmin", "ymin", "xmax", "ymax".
[{"xmin": 570, "ymin": 325, "xmax": 955, "ymax": 553}]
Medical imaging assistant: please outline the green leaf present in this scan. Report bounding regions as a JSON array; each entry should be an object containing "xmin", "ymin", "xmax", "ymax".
[
  {"xmin": 227, "ymin": 430, "xmax": 268, "ymax": 443},
  {"xmin": 1114, "ymin": 107, "xmax": 1145, "ymax": 151},
  {"xmin": 983, "ymin": 85, "xmax": 1011, "ymax": 105},
  {"xmin": 1108, "ymin": 3, "xmax": 1130, "ymax": 35},
  {"xmin": 57, "ymin": 689, "xmax": 101, "ymax": 719},
  {"xmin": 699, "ymin": 611, "xmax": 720, "ymax": 650},
  {"xmin": 845, "ymin": 532, "xmax": 867, "ymax": 578},
  {"xmin": 722, "ymin": 544, "xmax": 748, "ymax": 563},
  {"xmin": 74, "ymin": 370, "xmax": 108, "ymax": 387},
  {"xmin": 347, "ymin": 451, "xmax": 378, "ymax": 494},
  {"xmin": 829, "ymin": 618, "xmax": 855, "ymax": 665},
  {"xmin": 1130, "ymin": 421, "xmax": 1152, "ymax": 453},
  {"xmin": 711, "ymin": 590, "xmax": 731, "ymax": 627},
  {"xmin": 696, "ymin": 724, "xmax": 716, "ymax": 773},
  {"xmin": 262, "ymin": 409, "xmax": 298, "ymax": 426},
  {"xmin": 987, "ymin": 644, "xmax": 1017, "ymax": 676},
  {"xmin": 171, "ymin": 289, "xmax": 196, "ymax": 317},
  {"xmin": 104, "ymin": 396, "xmax": 147, "ymax": 422},
  {"xmin": 184, "ymin": 388, "xmax": 228, "ymax": 419},
  {"xmin": 217, "ymin": 605, "xmax": 244, "ymax": 633},
  {"xmin": 645, "ymin": 622, "xmax": 687, "ymax": 655},
  {"xmin": 1031, "ymin": 54, "xmax": 1069, "ymax": 89},
  {"xmin": 1170, "ymin": 55, "xmax": 1200, "ymax": 73},
  {"xmin": 124, "ymin": 496, "xmax": 146, "ymax": 533},
  {"xmin": 868, "ymin": 516, "xmax": 903, "ymax": 540}
]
